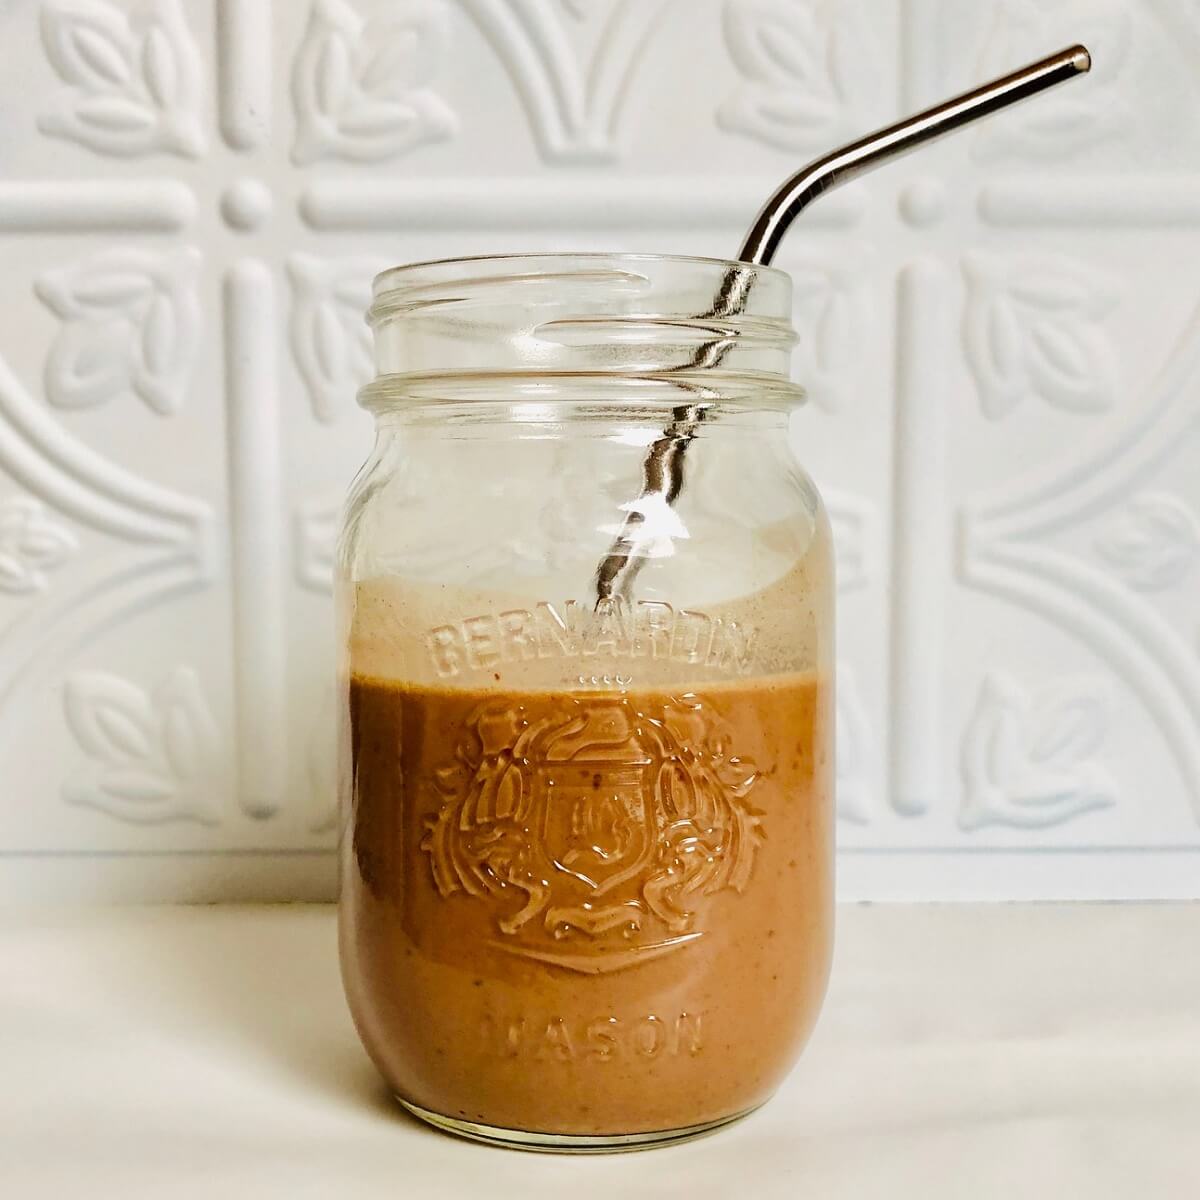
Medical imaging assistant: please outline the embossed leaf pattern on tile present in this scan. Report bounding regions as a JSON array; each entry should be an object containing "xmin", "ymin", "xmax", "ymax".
[
  {"xmin": 791, "ymin": 249, "xmax": 871, "ymax": 412},
  {"xmin": 63, "ymin": 667, "xmax": 221, "ymax": 824},
  {"xmin": 294, "ymin": 496, "xmax": 339, "ymax": 592},
  {"xmin": 291, "ymin": 0, "xmax": 457, "ymax": 164},
  {"xmin": 38, "ymin": 0, "xmax": 205, "ymax": 157},
  {"xmin": 0, "ymin": 497, "xmax": 78, "ymax": 594},
  {"xmin": 718, "ymin": 0, "xmax": 884, "ymax": 151},
  {"xmin": 963, "ymin": 253, "xmax": 1120, "ymax": 420},
  {"xmin": 287, "ymin": 255, "xmax": 377, "ymax": 422},
  {"xmin": 461, "ymin": 0, "xmax": 670, "ymax": 162},
  {"xmin": 836, "ymin": 662, "xmax": 872, "ymax": 823},
  {"xmin": 972, "ymin": 0, "xmax": 1131, "ymax": 163},
  {"xmin": 825, "ymin": 491, "xmax": 875, "ymax": 593},
  {"xmin": 960, "ymin": 672, "xmax": 1116, "ymax": 830},
  {"xmin": 1097, "ymin": 493, "xmax": 1200, "ymax": 592},
  {"xmin": 36, "ymin": 247, "xmax": 201, "ymax": 414}
]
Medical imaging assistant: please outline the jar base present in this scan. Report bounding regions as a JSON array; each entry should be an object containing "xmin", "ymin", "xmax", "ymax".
[{"xmin": 396, "ymin": 1097, "xmax": 762, "ymax": 1154}]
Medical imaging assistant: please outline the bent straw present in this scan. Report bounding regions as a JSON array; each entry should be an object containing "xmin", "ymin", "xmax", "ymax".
[{"xmin": 594, "ymin": 45, "xmax": 1092, "ymax": 604}]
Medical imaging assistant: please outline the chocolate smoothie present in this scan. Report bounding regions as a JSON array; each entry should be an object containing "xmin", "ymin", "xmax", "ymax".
[
  {"xmin": 338, "ymin": 535, "xmax": 834, "ymax": 1141},
  {"xmin": 340, "ymin": 666, "xmax": 832, "ymax": 1137}
]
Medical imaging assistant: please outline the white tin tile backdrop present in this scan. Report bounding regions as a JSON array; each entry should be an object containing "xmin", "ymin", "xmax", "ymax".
[{"xmin": 0, "ymin": 0, "xmax": 1198, "ymax": 902}]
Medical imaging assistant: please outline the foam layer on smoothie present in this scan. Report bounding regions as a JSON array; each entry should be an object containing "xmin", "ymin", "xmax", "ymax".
[{"xmin": 346, "ymin": 528, "xmax": 832, "ymax": 690}]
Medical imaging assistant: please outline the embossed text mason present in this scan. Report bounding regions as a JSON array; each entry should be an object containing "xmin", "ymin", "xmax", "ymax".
[{"xmin": 337, "ymin": 254, "xmax": 835, "ymax": 1151}]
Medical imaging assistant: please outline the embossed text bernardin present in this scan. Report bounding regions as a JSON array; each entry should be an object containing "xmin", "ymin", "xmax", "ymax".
[{"xmin": 425, "ymin": 599, "xmax": 758, "ymax": 678}]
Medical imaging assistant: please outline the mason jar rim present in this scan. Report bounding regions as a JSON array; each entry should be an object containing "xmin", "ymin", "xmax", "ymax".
[
  {"xmin": 373, "ymin": 250, "xmax": 790, "ymax": 286},
  {"xmin": 369, "ymin": 251, "xmax": 791, "ymax": 323},
  {"xmin": 365, "ymin": 251, "xmax": 800, "ymax": 396}
]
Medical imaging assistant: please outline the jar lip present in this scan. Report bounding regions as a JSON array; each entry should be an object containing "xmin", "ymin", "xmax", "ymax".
[
  {"xmin": 359, "ymin": 370, "xmax": 806, "ymax": 416},
  {"xmin": 368, "ymin": 252, "xmax": 798, "ymax": 382},
  {"xmin": 371, "ymin": 251, "xmax": 790, "ymax": 299}
]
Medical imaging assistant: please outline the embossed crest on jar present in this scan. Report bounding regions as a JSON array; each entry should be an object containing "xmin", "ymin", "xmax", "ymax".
[{"xmin": 423, "ymin": 692, "xmax": 763, "ymax": 974}]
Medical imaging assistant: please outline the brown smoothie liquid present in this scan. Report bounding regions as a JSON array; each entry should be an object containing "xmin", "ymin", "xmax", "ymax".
[{"xmin": 340, "ymin": 668, "xmax": 833, "ymax": 1136}]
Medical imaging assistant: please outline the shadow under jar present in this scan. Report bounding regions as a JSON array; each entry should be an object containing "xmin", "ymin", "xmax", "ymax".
[{"xmin": 337, "ymin": 253, "xmax": 835, "ymax": 1152}]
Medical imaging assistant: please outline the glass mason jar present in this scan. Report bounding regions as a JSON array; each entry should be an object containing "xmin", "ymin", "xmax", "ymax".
[{"xmin": 337, "ymin": 253, "xmax": 834, "ymax": 1152}]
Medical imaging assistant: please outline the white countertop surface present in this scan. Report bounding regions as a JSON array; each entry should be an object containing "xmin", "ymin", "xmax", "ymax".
[{"xmin": 4, "ymin": 903, "xmax": 1198, "ymax": 1198}]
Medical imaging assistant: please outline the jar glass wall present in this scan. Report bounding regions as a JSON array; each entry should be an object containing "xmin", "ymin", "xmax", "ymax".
[{"xmin": 337, "ymin": 254, "xmax": 835, "ymax": 1151}]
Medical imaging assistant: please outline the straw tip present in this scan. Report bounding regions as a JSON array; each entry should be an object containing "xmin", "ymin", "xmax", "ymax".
[{"xmin": 1070, "ymin": 44, "xmax": 1092, "ymax": 73}]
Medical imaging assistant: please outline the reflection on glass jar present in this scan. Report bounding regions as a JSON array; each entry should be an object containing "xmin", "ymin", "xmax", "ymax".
[{"xmin": 337, "ymin": 254, "xmax": 834, "ymax": 1151}]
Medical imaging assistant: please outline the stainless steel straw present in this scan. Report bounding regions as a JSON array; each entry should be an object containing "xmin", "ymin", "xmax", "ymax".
[{"xmin": 594, "ymin": 44, "xmax": 1092, "ymax": 604}]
